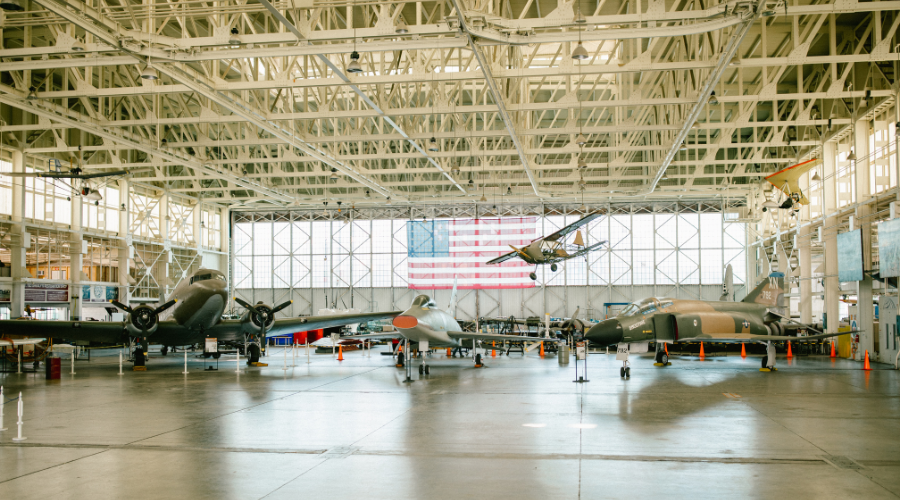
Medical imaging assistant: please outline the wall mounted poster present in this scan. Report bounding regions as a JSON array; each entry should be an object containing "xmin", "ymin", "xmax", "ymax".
[
  {"xmin": 879, "ymin": 218, "xmax": 900, "ymax": 278},
  {"xmin": 837, "ymin": 229, "xmax": 864, "ymax": 282}
]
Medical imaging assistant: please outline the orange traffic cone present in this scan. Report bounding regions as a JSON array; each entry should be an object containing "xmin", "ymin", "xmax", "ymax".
[
  {"xmin": 830, "ymin": 341, "xmax": 836, "ymax": 358},
  {"xmin": 447, "ymin": 348, "xmax": 452, "ymax": 356},
  {"xmin": 863, "ymin": 350, "xmax": 871, "ymax": 370},
  {"xmin": 540, "ymin": 342, "xmax": 545, "ymax": 357},
  {"xmin": 492, "ymin": 341, "xmax": 496, "ymax": 358},
  {"xmin": 740, "ymin": 343, "xmax": 746, "ymax": 358},
  {"xmin": 337, "ymin": 345, "xmax": 343, "ymax": 361},
  {"xmin": 786, "ymin": 342, "xmax": 793, "ymax": 358},
  {"xmin": 664, "ymin": 343, "xmax": 668, "ymax": 355},
  {"xmin": 699, "ymin": 342, "xmax": 705, "ymax": 359}
]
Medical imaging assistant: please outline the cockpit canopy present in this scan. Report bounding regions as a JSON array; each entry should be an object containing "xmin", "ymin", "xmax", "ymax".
[
  {"xmin": 190, "ymin": 270, "xmax": 226, "ymax": 285},
  {"xmin": 618, "ymin": 298, "xmax": 659, "ymax": 317},
  {"xmin": 411, "ymin": 294, "xmax": 437, "ymax": 308}
]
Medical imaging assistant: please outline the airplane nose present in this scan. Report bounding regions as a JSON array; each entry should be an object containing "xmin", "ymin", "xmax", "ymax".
[{"xmin": 586, "ymin": 320, "xmax": 623, "ymax": 347}]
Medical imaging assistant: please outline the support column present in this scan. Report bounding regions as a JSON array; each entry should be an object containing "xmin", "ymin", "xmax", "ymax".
[
  {"xmin": 158, "ymin": 192, "xmax": 170, "ymax": 301},
  {"xmin": 69, "ymin": 193, "xmax": 84, "ymax": 321},
  {"xmin": 855, "ymin": 115, "xmax": 874, "ymax": 360},
  {"xmin": 798, "ymin": 229, "xmax": 813, "ymax": 325},
  {"xmin": 117, "ymin": 179, "xmax": 131, "ymax": 304},
  {"xmin": 822, "ymin": 142, "xmax": 839, "ymax": 334},
  {"xmin": 9, "ymin": 150, "xmax": 26, "ymax": 318}
]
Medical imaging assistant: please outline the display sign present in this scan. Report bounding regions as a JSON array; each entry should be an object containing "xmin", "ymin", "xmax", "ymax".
[
  {"xmin": 82, "ymin": 285, "xmax": 119, "ymax": 303},
  {"xmin": 879, "ymin": 218, "xmax": 900, "ymax": 278},
  {"xmin": 24, "ymin": 283, "xmax": 69, "ymax": 302},
  {"xmin": 204, "ymin": 338, "xmax": 218, "ymax": 353},
  {"xmin": 837, "ymin": 229, "xmax": 864, "ymax": 282},
  {"xmin": 575, "ymin": 341, "xmax": 587, "ymax": 360},
  {"xmin": 616, "ymin": 344, "xmax": 629, "ymax": 361}
]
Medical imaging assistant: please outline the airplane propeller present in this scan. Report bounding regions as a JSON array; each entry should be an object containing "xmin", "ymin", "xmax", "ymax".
[
  {"xmin": 110, "ymin": 299, "xmax": 178, "ymax": 336},
  {"xmin": 234, "ymin": 297, "xmax": 292, "ymax": 345}
]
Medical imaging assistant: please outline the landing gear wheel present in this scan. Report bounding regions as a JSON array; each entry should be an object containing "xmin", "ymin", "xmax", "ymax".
[
  {"xmin": 160, "ymin": 346, "xmax": 168, "ymax": 356},
  {"xmin": 418, "ymin": 364, "xmax": 425, "ymax": 374},
  {"xmin": 397, "ymin": 352, "xmax": 405, "ymax": 367},
  {"xmin": 625, "ymin": 367, "xmax": 631, "ymax": 378},
  {"xmin": 475, "ymin": 353, "xmax": 482, "ymax": 366},
  {"xmin": 550, "ymin": 263, "xmax": 558, "ymax": 272},
  {"xmin": 424, "ymin": 365, "xmax": 430, "ymax": 375},
  {"xmin": 212, "ymin": 352, "xmax": 221, "ymax": 359},
  {"xmin": 620, "ymin": 367, "xmax": 626, "ymax": 378},
  {"xmin": 529, "ymin": 272, "xmax": 537, "ymax": 281},
  {"xmin": 659, "ymin": 353, "xmax": 668, "ymax": 365},
  {"xmin": 247, "ymin": 343, "xmax": 261, "ymax": 364}
]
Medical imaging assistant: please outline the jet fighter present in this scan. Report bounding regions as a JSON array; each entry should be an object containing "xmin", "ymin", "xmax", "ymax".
[
  {"xmin": 486, "ymin": 213, "xmax": 607, "ymax": 280},
  {"xmin": 345, "ymin": 283, "xmax": 557, "ymax": 374},
  {"xmin": 585, "ymin": 276, "xmax": 854, "ymax": 377},
  {"xmin": 762, "ymin": 158, "xmax": 821, "ymax": 214}
]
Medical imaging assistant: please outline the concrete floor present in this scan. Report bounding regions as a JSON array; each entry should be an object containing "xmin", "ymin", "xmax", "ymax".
[{"xmin": 0, "ymin": 346, "xmax": 898, "ymax": 500}]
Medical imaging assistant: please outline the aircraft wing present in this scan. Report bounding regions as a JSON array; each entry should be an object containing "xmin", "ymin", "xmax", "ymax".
[
  {"xmin": 677, "ymin": 330, "xmax": 855, "ymax": 344},
  {"xmin": 208, "ymin": 311, "xmax": 402, "ymax": 339},
  {"xmin": 486, "ymin": 250, "xmax": 520, "ymax": 265},
  {"xmin": 446, "ymin": 331, "xmax": 560, "ymax": 343},
  {"xmin": 764, "ymin": 158, "xmax": 820, "ymax": 205},
  {"xmin": 0, "ymin": 337, "xmax": 47, "ymax": 346},
  {"xmin": 543, "ymin": 213, "xmax": 603, "ymax": 242},
  {"xmin": 341, "ymin": 332, "xmax": 402, "ymax": 340},
  {"xmin": 0, "ymin": 319, "xmax": 130, "ymax": 343}
]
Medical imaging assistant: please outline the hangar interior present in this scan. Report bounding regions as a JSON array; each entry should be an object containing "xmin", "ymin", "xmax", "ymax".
[{"xmin": 1, "ymin": 0, "xmax": 899, "ymax": 498}]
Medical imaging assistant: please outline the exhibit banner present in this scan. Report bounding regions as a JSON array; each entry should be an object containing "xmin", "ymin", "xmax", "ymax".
[
  {"xmin": 878, "ymin": 218, "xmax": 900, "ymax": 278},
  {"xmin": 82, "ymin": 285, "xmax": 119, "ymax": 303},
  {"xmin": 24, "ymin": 283, "xmax": 69, "ymax": 302},
  {"xmin": 837, "ymin": 229, "xmax": 864, "ymax": 282}
]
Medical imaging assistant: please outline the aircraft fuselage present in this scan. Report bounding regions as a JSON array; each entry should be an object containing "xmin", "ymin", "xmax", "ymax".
[
  {"xmin": 586, "ymin": 297, "xmax": 775, "ymax": 347},
  {"xmin": 391, "ymin": 295, "xmax": 464, "ymax": 348}
]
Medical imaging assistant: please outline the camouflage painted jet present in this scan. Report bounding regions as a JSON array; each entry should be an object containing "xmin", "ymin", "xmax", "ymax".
[
  {"xmin": 486, "ymin": 213, "xmax": 607, "ymax": 280},
  {"xmin": 585, "ymin": 276, "xmax": 853, "ymax": 377}
]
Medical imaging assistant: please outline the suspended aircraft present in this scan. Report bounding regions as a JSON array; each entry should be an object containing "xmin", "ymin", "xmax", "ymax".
[
  {"xmin": 585, "ymin": 276, "xmax": 855, "ymax": 377},
  {"xmin": 345, "ymin": 281, "xmax": 557, "ymax": 373},
  {"xmin": 761, "ymin": 158, "xmax": 821, "ymax": 214},
  {"xmin": 0, "ymin": 268, "xmax": 400, "ymax": 366},
  {"xmin": 1, "ymin": 158, "xmax": 143, "ymax": 203},
  {"xmin": 486, "ymin": 212, "xmax": 607, "ymax": 280}
]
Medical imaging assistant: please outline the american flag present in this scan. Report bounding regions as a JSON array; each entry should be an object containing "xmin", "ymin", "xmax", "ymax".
[{"xmin": 407, "ymin": 217, "xmax": 537, "ymax": 289}]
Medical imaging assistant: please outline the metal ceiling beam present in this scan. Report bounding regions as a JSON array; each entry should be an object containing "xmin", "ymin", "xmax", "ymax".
[{"xmin": 257, "ymin": 0, "xmax": 466, "ymax": 195}]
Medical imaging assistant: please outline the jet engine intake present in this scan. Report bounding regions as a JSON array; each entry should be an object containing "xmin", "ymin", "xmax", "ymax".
[{"xmin": 766, "ymin": 322, "xmax": 785, "ymax": 337}]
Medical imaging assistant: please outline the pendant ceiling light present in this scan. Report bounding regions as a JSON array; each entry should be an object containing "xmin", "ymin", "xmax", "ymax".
[
  {"xmin": 575, "ymin": 133, "xmax": 587, "ymax": 146},
  {"xmin": 330, "ymin": 168, "xmax": 339, "ymax": 180},
  {"xmin": 847, "ymin": 150, "xmax": 857, "ymax": 161},
  {"xmin": 428, "ymin": 137, "xmax": 439, "ymax": 152},
  {"xmin": 347, "ymin": 51, "xmax": 363, "ymax": 73},
  {"xmin": 0, "ymin": 0, "xmax": 25, "ymax": 12},
  {"xmin": 708, "ymin": 91, "xmax": 719, "ymax": 106},
  {"xmin": 577, "ymin": 157, "xmax": 587, "ymax": 169},
  {"xmin": 26, "ymin": 87, "xmax": 37, "ymax": 100},
  {"xmin": 811, "ymin": 171, "xmax": 821, "ymax": 182},
  {"xmin": 70, "ymin": 38, "xmax": 86, "ymax": 52},
  {"xmin": 395, "ymin": 19, "xmax": 409, "ymax": 34},
  {"xmin": 140, "ymin": 66, "xmax": 159, "ymax": 80},
  {"xmin": 571, "ymin": 41, "xmax": 589, "ymax": 60}
]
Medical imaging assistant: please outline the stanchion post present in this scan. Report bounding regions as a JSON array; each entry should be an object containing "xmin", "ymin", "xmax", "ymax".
[
  {"xmin": 182, "ymin": 350, "xmax": 188, "ymax": 375},
  {"xmin": 71, "ymin": 351, "xmax": 76, "ymax": 375},
  {"xmin": 234, "ymin": 350, "xmax": 242, "ymax": 374},
  {"xmin": 291, "ymin": 343, "xmax": 296, "ymax": 367},
  {"xmin": 11, "ymin": 393, "xmax": 25, "ymax": 442},
  {"xmin": 0, "ymin": 386, "xmax": 7, "ymax": 431},
  {"xmin": 16, "ymin": 349, "xmax": 21, "ymax": 374},
  {"xmin": 118, "ymin": 352, "xmax": 124, "ymax": 376},
  {"xmin": 306, "ymin": 341, "xmax": 310, "ymax": 364}
]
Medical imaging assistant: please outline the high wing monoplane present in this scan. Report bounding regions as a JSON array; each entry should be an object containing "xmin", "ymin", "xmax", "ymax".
[
  {"xmin": 0, "ymin": 268, "xmax": 400, "ymax": 366},
  {"xmin": 486, "ymin": 212, "xmax": 606, "ymax": 280},
  {"xmin": 2, "ymin": 158, "xmax": 140, "ymax": 202},
  {"xmin": 762, "ymin": 158, "xmax": 821, "ymax": 214},
  {"xmin": 585, "ymin": 275, "xmax": 856, "ymax": 377}
]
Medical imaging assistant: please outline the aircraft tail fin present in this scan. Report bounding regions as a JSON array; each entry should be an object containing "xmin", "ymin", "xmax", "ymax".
[
  {"xmin": 720, "ymin": 264, "xmax": 734, "ymax": 301},
  {"xmin": 448, "ymin": 276, "xmax": 458, "ymax": 314},
  {"xmin": 742, "ymin": 276, "xmax": 784, "ymax": 306}
]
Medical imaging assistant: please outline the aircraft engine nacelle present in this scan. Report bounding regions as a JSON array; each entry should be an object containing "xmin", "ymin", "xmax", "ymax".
[
  {"xmin": 240, "ymin": 304, "xmax": 276, "ymax": 333},
  {"xmin": 125, "ymin": 305, "xmax": 161, "ymax": 336}
]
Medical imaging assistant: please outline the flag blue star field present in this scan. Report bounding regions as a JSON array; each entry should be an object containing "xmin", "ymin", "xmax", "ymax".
[{"xmin": 407, "ymin": 217, "xmax": 537, "ymax": 289}]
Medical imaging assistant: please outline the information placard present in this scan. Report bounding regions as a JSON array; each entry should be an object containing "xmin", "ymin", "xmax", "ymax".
[{"xmin": 204, "ymin": 338, "xmax": 218, "ymax": 353}]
